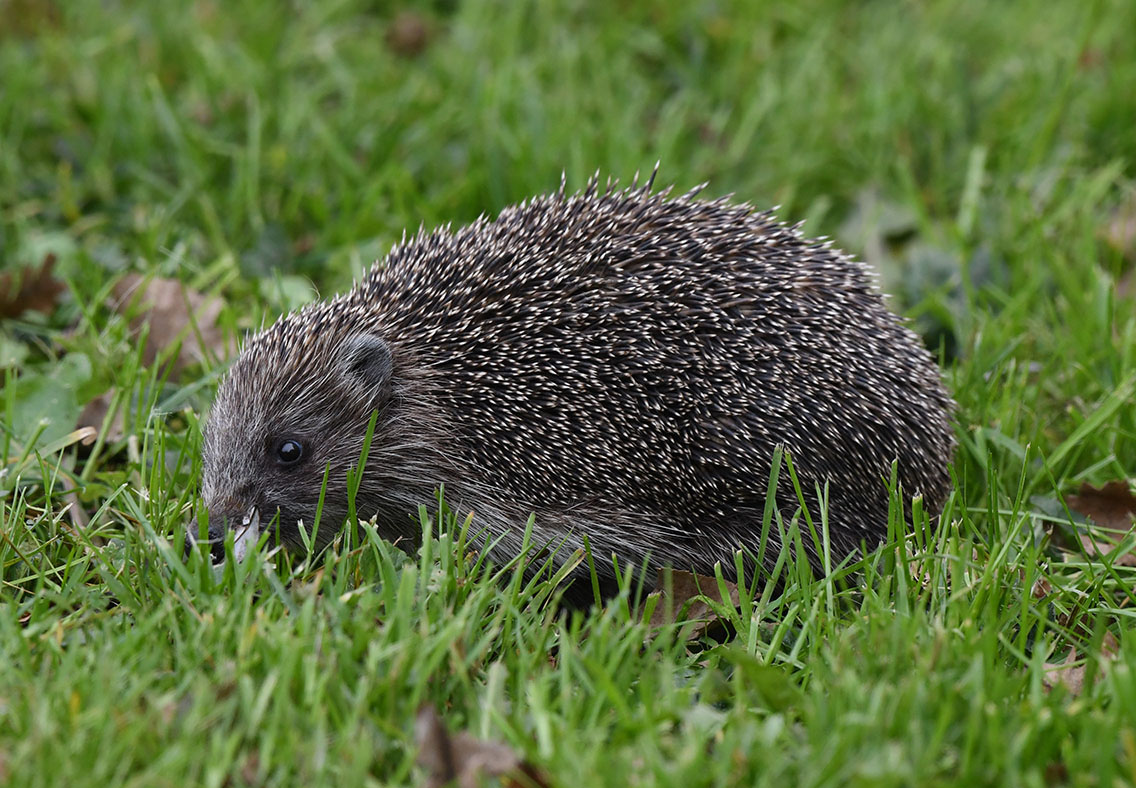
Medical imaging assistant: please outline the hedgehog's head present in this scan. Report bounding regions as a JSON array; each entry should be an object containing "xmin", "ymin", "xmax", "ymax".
[{"xmin": 194, "ymin": 303, "xmax": 396, "ymax": 563}]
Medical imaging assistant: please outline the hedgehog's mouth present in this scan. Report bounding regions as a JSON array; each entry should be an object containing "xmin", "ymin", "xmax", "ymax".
[
  {"xmin": 230, "ymin": 506, "xmax": 261, "ymax": 562},
  {"xmin": 188, "ymin": 505, "xmax": 261, "ymax": 564}
]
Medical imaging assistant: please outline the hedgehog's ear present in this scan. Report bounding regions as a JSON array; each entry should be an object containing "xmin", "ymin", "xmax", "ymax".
[{"xmin": 338, "ymin": 334, "xmax": 393, "ymax": 393}]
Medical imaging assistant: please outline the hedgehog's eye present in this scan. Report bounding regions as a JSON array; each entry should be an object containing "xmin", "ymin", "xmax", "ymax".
[{"xmin": 275, "ymin": 439, "xmax": 304, "ymax": 466}]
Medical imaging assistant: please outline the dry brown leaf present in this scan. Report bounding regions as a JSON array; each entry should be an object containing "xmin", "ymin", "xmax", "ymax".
[
  {"xmin": 646, "ymin": 569, "xmax": 739, "ymax": 639},
  {"xmin": 239, "ymin": 749, "xmax": 262, "ymax": 786},
  {"xmin": 414, "ymin": 705, "xmax": 549, "ymax": 788},
  {"xmin": 111, "ymin": 274, "xmax": 232, "ymax": 377},
  {"xmin": 386, "ymin": 10, "xmax": 432, "ymax": 57},
  {"xmin": 1031, "ymin": 575, "xmax": 1053, "ymax": 599},
  {"xmin": 0, "ymin": 0, "xmax": 61, "ymax": 38},
  {"xmin": 0, "ymin": 253, "xmax": 66, "ymax": 319},
  {"xmin": 1103, "ymin": 192, "xmax": 1136, "ymax": 261},
  {"xmin": 76, "ymin": 390, "xmax": 125, "ymax": 445},
  {"xmin": 1065, "ymin": 481, "xmax": 1136, "ymax": 566},
  {"xmin": 1043, "ymin": 760, "xmax": 1070, "ymax": 786},
  {"xmin": 1067, "ymin": 481, "xmax": 1136, "ymax": 529},
  {"xmin": 1042, "ymin": 646, "xmax": 1084, "ymax": 695},
  {"xmin": 1121, "ymin": 269, "xmax": 1135, "ymax": 301},
  {"xmin": 1103, "ymin": 192, "xmax": 1136, "ymax": 298},
  {"xmin": 1042, "ymin": 632, "xmax": 1120, "ymax": 697},
  {"xmin": 58, "ymin": 472, "xmax": 89, "ymax": 532}
]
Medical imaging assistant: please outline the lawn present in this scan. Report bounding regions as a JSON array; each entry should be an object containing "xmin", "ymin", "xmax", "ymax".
[{"xmin": 2, "ymin": 0, "xmax": 1136, "ymax": 785}]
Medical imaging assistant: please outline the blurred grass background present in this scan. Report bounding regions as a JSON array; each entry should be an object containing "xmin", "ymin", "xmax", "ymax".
[{"xmin": 2, "ymin": 0, "xmax": 1136, "ymax": 785}]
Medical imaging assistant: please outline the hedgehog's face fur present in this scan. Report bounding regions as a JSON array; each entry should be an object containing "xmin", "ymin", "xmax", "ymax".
[{"xmin": 196, "ymin": 307, "xmax": 397, "ymax": 563}]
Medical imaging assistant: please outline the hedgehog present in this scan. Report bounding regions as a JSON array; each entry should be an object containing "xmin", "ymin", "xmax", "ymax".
[{"xmin": 196, "ymin": 174, "xmax": 956, "ymax": 602}]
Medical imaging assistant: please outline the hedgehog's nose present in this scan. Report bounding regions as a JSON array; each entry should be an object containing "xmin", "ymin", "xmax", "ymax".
[
  {"xmin": 195, "ymin": 506, "xmax": 261, "ymax": 564},
  {"xmin": 185, "ymin": 519, "xmax": 230, "ymax": 564},
  {"xmin": 207, "ymin": 522, "xmax": 229, "ymax": 564},
  {"xmin": 185, "ymin": 510, "xmax": 240, "ymax": 564}
]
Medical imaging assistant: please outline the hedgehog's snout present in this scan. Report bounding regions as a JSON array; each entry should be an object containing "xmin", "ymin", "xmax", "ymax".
[
  {"xmin": 189, "ymin": 504, "xmax": 261, "ymax": 564},
  {"xmin": 184, "ymin": 519, "xmax": 228, "ymax": 564},
  {"xmin": 206, "ymin": 520, "xmax": 229, "ymax": 564}
]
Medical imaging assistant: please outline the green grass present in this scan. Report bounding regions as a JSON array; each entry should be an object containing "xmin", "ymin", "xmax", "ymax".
[{"xmin": 3, "ymin": 0, "xmax": 1136, "ymax": 785}]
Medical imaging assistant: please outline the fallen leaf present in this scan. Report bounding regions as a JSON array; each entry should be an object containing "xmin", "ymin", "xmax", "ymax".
[
  {"xmin": 294, "ymin": 233, "xmax": 316, "ymax": 256},
  {"xmin": 239, "ymin": 749, "xmax": 261, "ymax": 786},
  {"xmin": 1042, "ymin": 646, "xmax": 1084, "ymax": 695},
  {"xmin": 1067, "ymin": 481, "xmax": 1136, "ymax": 530},
  {"xmin": 1042, "ymin": 632, "xmax": 1120, "ymax": 697},
  {"xmin": 76, "ymin": 390, "xmax": 124, "ymax": 445},
  {"xmin": 386, "ymin": 11, "xmax": 432, "ymax": 57},
  {"xmin": 1064, "ymin": 481, "xmax": 1136, "ymax": 566},
  {"xmin": 1077, "ymin": 47, "xmax": 1104, "ymax": 70},
  {"xmin": 111, "ymin": 274, "xmax": 232, "ymax": 376},
  {"xmin": 1043, "ymin": 760, "xmax": 1069, "ymax": 786},
  {"xmin": 0, "ymin": 0, "xmax": 60, "ymax": 38},
  {"xmin": 58, "ymin": 471, "xmax": 90, "ymax": 532},
  {"xmin": 0, "ymin": 253, "xmax": 65, "ymax": 318},
  {"xmin": 646, "ymin": 569, "xmax": 739, "ymax": 639},
  {"xmin": 1102, "ymin": 191, "xmax": 1136, "ymax": 261},
  {"xmin": 414, "ymin": 705, "xmax": 549, "ymax": 788}
]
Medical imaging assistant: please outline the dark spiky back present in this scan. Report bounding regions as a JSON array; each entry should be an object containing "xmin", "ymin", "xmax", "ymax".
[
  {"xmin": 209, "ymin": 177, "xmax": 955, "ymax": 585},
  {"xmin": 358, "ymin": 181, "xmax": 951, "ymax": 555}
]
